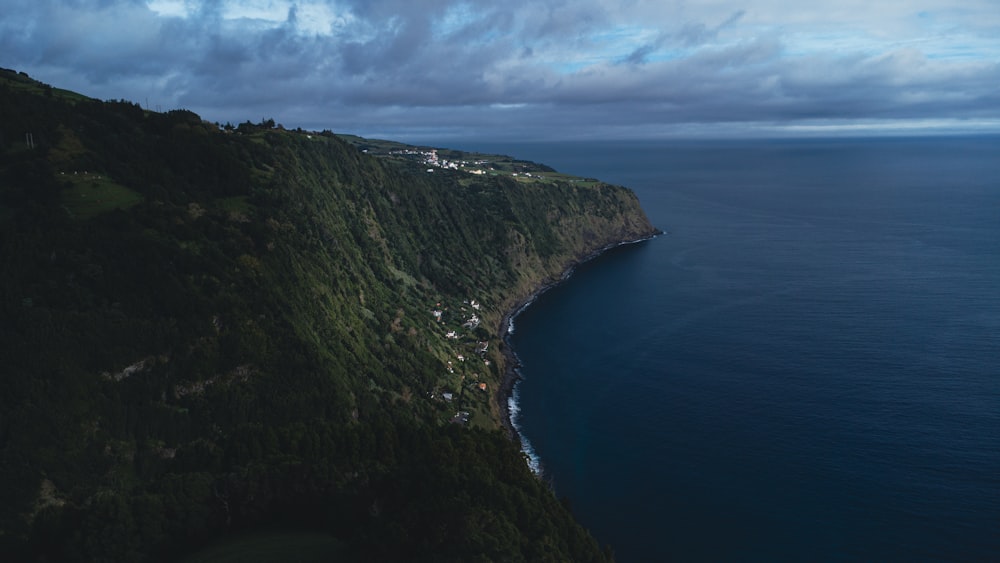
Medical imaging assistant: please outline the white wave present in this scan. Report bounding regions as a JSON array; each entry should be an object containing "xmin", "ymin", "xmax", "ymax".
[
  {"xmin": 508, "ymin": 382, "xmax": 542, "ymax": 475},
  {"xmin": 508, "ymin": 295, "xmax": 538, "ymax": 334}
]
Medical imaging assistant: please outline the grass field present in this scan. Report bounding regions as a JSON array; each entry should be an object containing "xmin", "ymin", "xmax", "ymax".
[
  {"xmin": 60, "ymin": 174, "xmax": 143, "ymax": 219},
  {"xmin": 336, "ymin": 133, "xmax": 608, "ymax": 187},
  {"xmin": 181, "ymin": 530, "xmax": 349, "ymax": 563}
]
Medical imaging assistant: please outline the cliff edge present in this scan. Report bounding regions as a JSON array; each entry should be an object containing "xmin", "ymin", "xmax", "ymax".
[{"xmin": 0, "ymin": 69, "xmax": 655, "ymax": 561}]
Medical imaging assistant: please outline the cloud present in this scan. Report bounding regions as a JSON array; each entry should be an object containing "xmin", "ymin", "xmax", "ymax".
[{"xmin": 2, "ymin": 0, "xmax": 999, "ymax": 139}]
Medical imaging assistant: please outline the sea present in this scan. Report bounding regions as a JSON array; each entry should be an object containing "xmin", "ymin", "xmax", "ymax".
[{"xmin": 460, "ymin": 136, "xmax": 1000, "ymax": 561}]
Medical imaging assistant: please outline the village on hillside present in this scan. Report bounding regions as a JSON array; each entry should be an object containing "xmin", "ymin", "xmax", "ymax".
[
  {"xmin": 337, "ymin": 134, "xmax": 602, "ymax": 186},
  {"xmin": 426, "ymin": 295, "xmax": 498, "ymax": 428}
]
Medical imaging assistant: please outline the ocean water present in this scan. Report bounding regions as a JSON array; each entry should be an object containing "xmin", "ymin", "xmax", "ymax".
[{"xmin": 467, "ymin": 137, "xmax": 1000, "ymax": 561}]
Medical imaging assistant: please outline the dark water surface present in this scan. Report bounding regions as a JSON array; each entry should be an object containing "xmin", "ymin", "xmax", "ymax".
[{"xmin": 465, "ymin": 137, "xmax": 1000, "ymax": 561}]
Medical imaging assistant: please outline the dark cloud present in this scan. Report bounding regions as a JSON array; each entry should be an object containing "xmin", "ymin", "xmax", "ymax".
[{"xmin": 2, "ymin": 0, "xmax": 998, "ymax": 139}]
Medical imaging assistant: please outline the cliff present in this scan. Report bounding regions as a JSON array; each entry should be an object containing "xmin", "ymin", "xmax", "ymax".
[{"xmin": 0, "ymin": 69, "xmax": 656, "ymax": 561}]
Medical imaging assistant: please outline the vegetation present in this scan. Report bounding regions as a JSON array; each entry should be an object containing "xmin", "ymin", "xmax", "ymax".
[
  {"xmin": 0, "ymin": 68, "xmax": 656, "ymax": 561},
  {"xmin": 178, "ymin": 530, "xmax": 348, "ymax": 563},
  {"xmin": 337, "ymin": 134, "xmax": 603, "ymax": 187}
]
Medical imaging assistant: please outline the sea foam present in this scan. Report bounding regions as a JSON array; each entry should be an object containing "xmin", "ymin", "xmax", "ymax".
[{"xmin": 508, "ymin": 382, "xmax": 542, "ymax": 475}]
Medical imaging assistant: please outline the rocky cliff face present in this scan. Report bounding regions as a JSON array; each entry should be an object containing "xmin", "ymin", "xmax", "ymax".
[
  {"xmin": 497, "ymin": 183, "xmax": 657, "ymax": 318},
  {"xmin": 0, "ymin": 69, "xmax": 654, "ymax": 561}
]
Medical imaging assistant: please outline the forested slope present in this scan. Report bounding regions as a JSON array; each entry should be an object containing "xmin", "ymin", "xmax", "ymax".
[{"xmin": 0, "ymin": 69, "xmax": 657, "ymax": 561}]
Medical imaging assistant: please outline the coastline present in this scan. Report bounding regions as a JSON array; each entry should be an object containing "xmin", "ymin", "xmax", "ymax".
[{"xmin": 495, "ymin": 231, "xmax": 663, "ymax": 465}]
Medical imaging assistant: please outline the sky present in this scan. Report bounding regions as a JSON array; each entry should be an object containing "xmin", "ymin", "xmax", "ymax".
[{"xmin": 2, "ymin": 0, "xmax": 999, "ymax": 141}]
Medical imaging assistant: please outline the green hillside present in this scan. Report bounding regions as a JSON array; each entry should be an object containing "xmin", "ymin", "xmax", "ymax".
[{"xmin": 0, "ymin": 68, "xmax": 658, "ymax": 561}]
